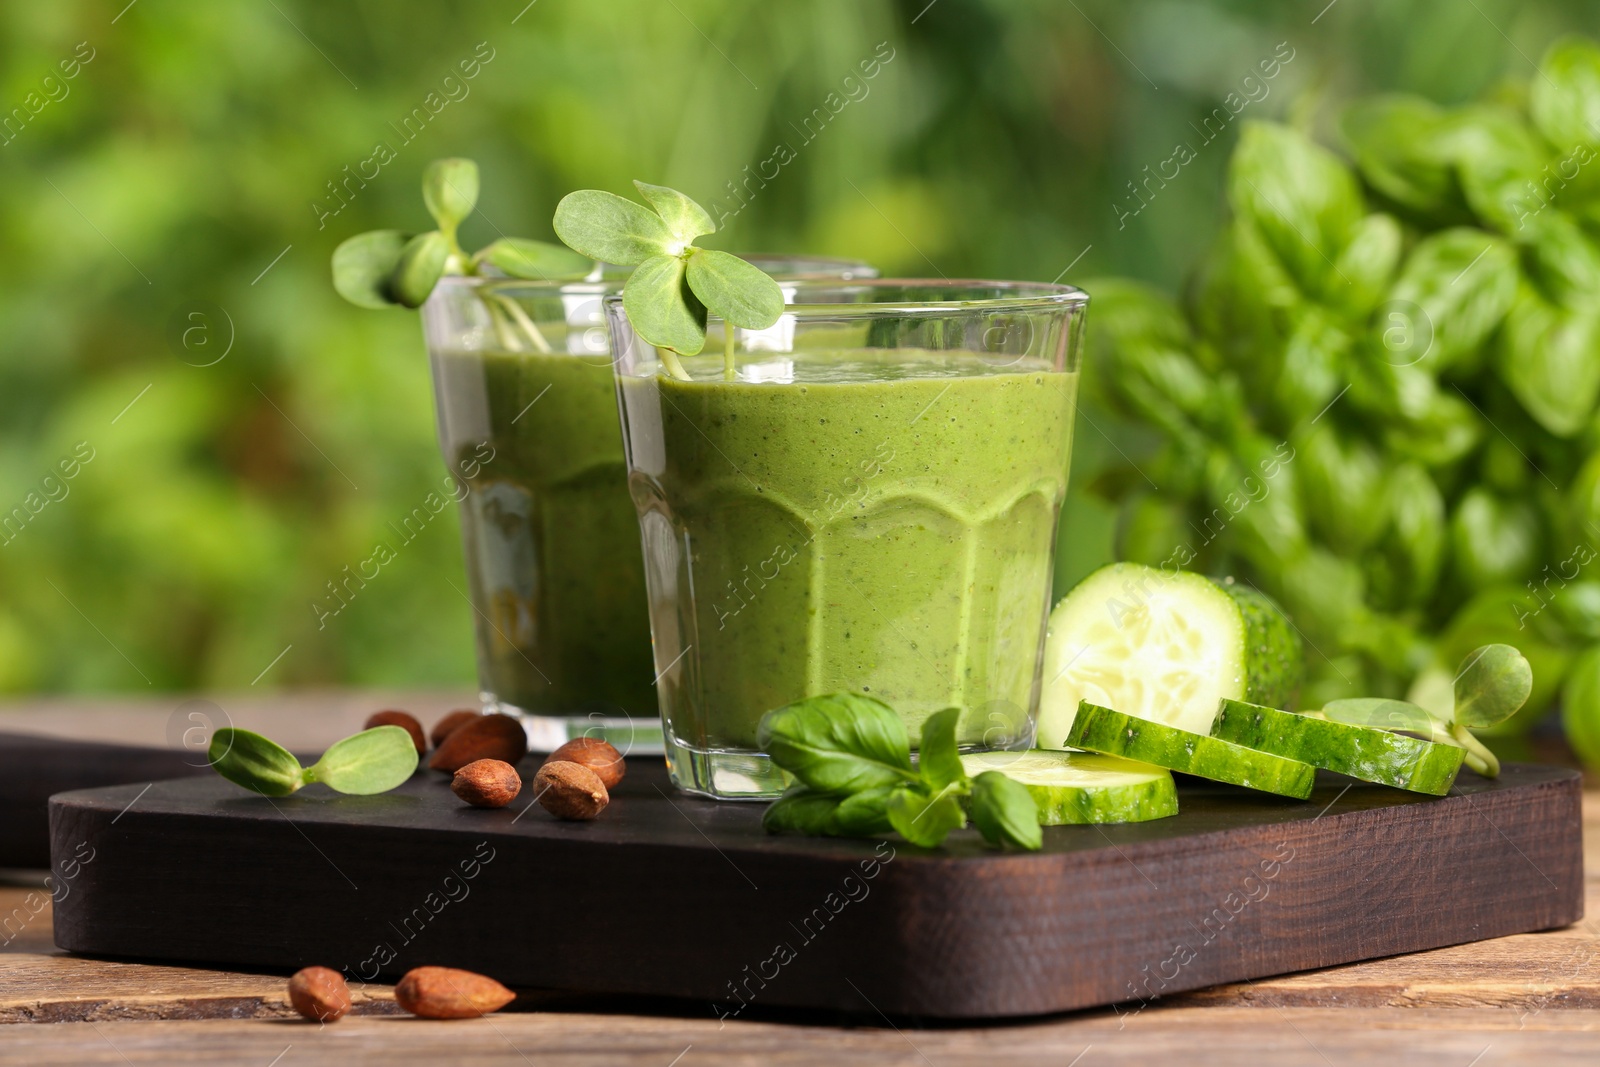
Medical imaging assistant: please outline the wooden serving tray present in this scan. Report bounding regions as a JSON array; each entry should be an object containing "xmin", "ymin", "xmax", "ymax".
[{"xmin": 49, "ymin": 760, "xmax": 1583, "ymax": 1019}]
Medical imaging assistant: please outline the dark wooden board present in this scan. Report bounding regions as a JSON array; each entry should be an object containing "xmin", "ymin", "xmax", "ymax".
[
  {"xmin": 0, "ymin": 732, "xmax": 211, "ymax": 869},
  {"xmin": 49, "ymin": 760, "xmax": 1584, "ymax": 1020}
]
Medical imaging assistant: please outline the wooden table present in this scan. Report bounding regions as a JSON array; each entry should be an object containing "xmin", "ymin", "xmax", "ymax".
[{"xmin": 2, "ymin": 694, "xmax": 1598, "ymax": 1065}]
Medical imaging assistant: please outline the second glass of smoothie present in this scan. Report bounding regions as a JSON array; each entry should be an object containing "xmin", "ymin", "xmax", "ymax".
[
  {"xmin": 608, "ymin": 281, "xmax": 1087, "ymax": 797},
  {"xmin": 420, "ymin": 258, "xmax": 874, "ymax": 752}
]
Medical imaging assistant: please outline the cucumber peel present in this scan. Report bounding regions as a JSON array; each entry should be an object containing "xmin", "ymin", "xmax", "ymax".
[
  {"xmin": 1067, "ymin": 701, "xmax": 1315, "ymax": 799},
  {"xmin": 1037, "ymin": 563, "xmax": 1302, "ymax": 747},
  {"xmin": 960, "ymin": 750, "xmax": 1178, "ymax": 824},
  {"xmin": 1211, "ymin": 698, "xmax": 1465, "ymax": 795}
]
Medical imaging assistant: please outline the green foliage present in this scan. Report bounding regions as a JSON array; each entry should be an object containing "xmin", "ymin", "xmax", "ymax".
[
  {"xmin": 208, "ymin": 724, "xmax": 418, "ymax": 796},
  {"xmin": 758, "ymin": 692, "xmax": 1041, "ymax": 850},
  {"xmin": 1088, "ymin": 34, "xmax": 1600, "ymax": 768}
]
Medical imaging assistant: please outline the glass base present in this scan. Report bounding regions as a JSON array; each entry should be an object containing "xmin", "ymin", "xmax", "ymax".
[
  {"xmin": 486, "ymin": 694, "xmax": 664, "ymax": 756},
  {"xmin": 664, "ymin": 733, "xmax": 790, "ymax": 800}
]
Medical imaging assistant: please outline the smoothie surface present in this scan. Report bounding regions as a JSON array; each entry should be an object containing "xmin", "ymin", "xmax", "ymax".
[{"xmin": 623, "ymin": 349, "xmax": 1078, "ymax": 749}]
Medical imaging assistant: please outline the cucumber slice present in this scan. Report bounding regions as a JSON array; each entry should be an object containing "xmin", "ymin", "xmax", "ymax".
[
  {"xmin": 960, "ymin": 750, "xmax": 1178, "ymax": 824},
  {"xmin": 1210, "ymin": 699, "xmax": 1465, "ymax": 795},
  {"xmin": 1067, "ymin": 701, "xmax": 1315, "ymax": 799},
  {"xmin": 1036, "ymin": 563, "xmax": 1302, "ymax": 748}
]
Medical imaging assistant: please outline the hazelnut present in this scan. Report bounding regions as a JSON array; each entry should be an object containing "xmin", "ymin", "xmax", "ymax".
[
  {"xmin": 544, "ymin": 737, "xmax": 626, "ymax": 791},
  {"xmin": 365, "ymin": 710, "xmax": 426, "ymax": 754},
  {"xmin": 430, "ymin": 708, "xmax": 480, "ymax": 748},
  {"xmin": 452, "ymin": 759, "xmax": 522, "ymax": 808},
  {"xmin": 288, "ymin": 965, "xmax": 352, "ymax": 1023},
  {"xmin": 429, "ymin": 713, "xmax": 528, "ymax": 772},
  {"xmin": 534, "ymin": 760, "xmax": 609, "ymax": 820}
]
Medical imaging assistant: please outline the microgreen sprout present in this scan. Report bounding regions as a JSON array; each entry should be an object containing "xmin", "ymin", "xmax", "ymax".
[
  {"xmin": 552, "ymin": 182, "xmax": 785, "ymax": 382},
  {"xmin": 330, "ymin": 158, "xmax": 593, "ymax": 351},
  {"xmin": 1319, "ymin": 643, "xmax": 1533, "ymax": 777},
  {"xmin": 208, "ymin": 725, "xmax": 419, "ymax": 796}
]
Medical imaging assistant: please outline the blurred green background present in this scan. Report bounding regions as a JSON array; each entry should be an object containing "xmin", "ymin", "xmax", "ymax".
[{"xmin": 3, "ymin": 0, "xmax": 1598, "ymax": 696}]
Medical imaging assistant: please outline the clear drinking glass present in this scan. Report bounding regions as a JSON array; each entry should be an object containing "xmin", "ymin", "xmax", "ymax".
[
  {"xmin": 420, "ymin": 257, "xmax": 876, "ymax": 752},
  {"xmin": 608, "ymin": 280, "xmax": 1088, "ymax": 797}
]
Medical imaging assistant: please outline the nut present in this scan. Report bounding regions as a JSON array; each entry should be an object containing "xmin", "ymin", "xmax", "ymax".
[
  {"xmin": 288, "ymin": 965, "xmax": 352, "ymax": 1022},
  {"xmin": 429, "ymin": 713, "xmax": 528, "ymax": 772},
  {"xmin": 452, "ymin": 759, "xmax": 522, "ymax": 808},
  {"xmin": 394, "ymin": 965, "xmax": 515, "ymax": 1019},
  {"xmin": 365, "ymin": 710, "xmax": 426, "ymax": 754},
  {"xmin": 430, "ymin": 709, "xmax": 479, "ymax": 748},
  {"xmin": 544, "ymin": 737, "xmax": 626, "ymax": 791},
  {"xmin": 534, "ymin": 760, "xmax": 609, "ymax": 820}
]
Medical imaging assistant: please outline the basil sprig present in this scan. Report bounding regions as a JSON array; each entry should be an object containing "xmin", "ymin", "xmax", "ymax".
[
  {"xmin": 552, "ymin": 181, "xmax": 784, "ymax": 381},
  {"xmin": 758, "ymin": 693, "xmax": 1042, "ymax": 851},
  {"xmin": 208, "ymin": 725, "xmax": 419, "ymax": 796},
  {"xmin": 1318, "ymin": 643, "xmax": 1532, "ymax": 777}
]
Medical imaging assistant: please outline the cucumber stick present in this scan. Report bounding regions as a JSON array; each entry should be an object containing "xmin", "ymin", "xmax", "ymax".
[
  {"xmin": 1211, "ymin": 699, "xmax": 1464, "ymax": 795},
  {"xmin": 1036, "ymin": 563, "xmax": 1302, "ymax": 748},
  {"xmin": 961, "ymin": 750, "xmax": 1178, "ymax": 824},
  {"xmin": 1067, "ymin": 701, "xmax": 1315, "ymax": 799}
]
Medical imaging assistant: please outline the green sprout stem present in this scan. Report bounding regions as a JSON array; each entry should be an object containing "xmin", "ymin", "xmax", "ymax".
[
  {"xmin": 723, "ymin": 325, "xmax": 736, "ymax": 382},
  {"xmin": 658, "ymin": 347, "xmax": 692, "ymax": 381},
  {"xmin": 1451, "ymin": 722, "xmax": 1501, "ymax": 778}
]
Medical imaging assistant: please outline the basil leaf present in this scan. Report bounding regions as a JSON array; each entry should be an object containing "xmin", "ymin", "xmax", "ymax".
[
  {"xmin": 1385, "ymin": 229, "xmax": 1517, "ymax": 372},
  {"xmin": 473, "ymin": 238, "xmax": 593, "ymax": 281},
  {"xmin": 1275, "ymin": 308, "xmax": 1347, "ymax": 425},
  {"xmin": 762, "ymin": 786, "xmax": 843, "ymax": 836},
  {"xmin": 685, "ymin": 248, "xmax": 785, "ymax": 330},
  {"xmin": 389, "ymin": 230, "xmax": 451, "ymax": 308},
  {"xmin": 1453, "ymin": 644, "xmax": 1534, "ymax": 729},
  {"xmin": 1321, "ymin": 697, "xmax": 1441, "ymax": 734},
  {"xmin": 1379, "ymin": 463, "xmax": 1446, "ymax": 608},
  {"xmin": 1531, "ymin": 36, "xmax": 1600, "ymax": 151},
  {"xmin": 553, "ymin": 189, "xmax": 676, "ymax": 265},
  {"xmin": 1380, "ymin": 390, "xmax": 1481, "ymax": 467},
  {"xmin": 331, "ymin": 230, "xmax": 411, "ymax": 309},
  {"xmin": 916, "ymin": 707, "xmax": 965, "ymax": 792},
  {"xmin": 622, "ymin": 253, "xmax": 707, "ymax": 356},
  {"xmin": 1293, "ymin": 423, "xmax": 1389, "ymax": 554},
  {"xmin": 633, "ymin": 180, "xmax": 715, "ymax": 244},
  {"xmin": 758, "ymin": 692, "xmax": 916, "ymax": 795},
  {"xmin": 1449, "ymin": 487, "xmax": 1541, "ymax": 590},
  {"xmin": 1340, "ymin": 95, "xmax": 1461, "ymax": 218},
  {"xmin": 968, "ymin": 771, "xmax": 1042, "ymax": 851},
  {"xmin": 209, "ymin": 728, "xmax": 304, "ymax": 796},
  {"xmin": 832, "ymin": 786, "xmax": 897, "ymax": 836},
  {"xmin": 1561, "ymin": 646, "xmax": 1600, "ymax": 770},
  {"xmin": 885, "ymin": 786, "xmax": 966, "ymax": 849},
  {"xmin": 304, "ymin": 726, "xmax": 420, "ymax": 795},
  {"xmin": 1329, "ymin": 213, "xmax": 1401, "ymax": 318},
  {"xmin": 1227, "ymin": 121, "xmax": 1363, "ymax": 298},
  {"xmin": 1521, "ymin": 211, "xmax": 1600, "ymax": 314},
  {"xmin": 1495, "ymin": 284, "xmax": 1600, "ymax": 437},
  {"xmin": 421, "ymin": 157, "xmax": 478, "ymax": 235},
  {"xmin": 1439, "ymin": 105, "xmax": 1545, "ymax": 232}
]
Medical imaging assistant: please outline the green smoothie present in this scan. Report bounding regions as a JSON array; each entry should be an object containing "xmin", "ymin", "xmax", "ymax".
[
  {"xmin": 433, "ymin": 344, "xmax": 656, "ymax": 716},
  {"xmin": 623, "ymin": 351, "xmax": 1077, "ymax": 750}
]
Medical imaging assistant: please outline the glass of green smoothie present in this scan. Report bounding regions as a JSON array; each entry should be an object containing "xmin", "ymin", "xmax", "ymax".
[
  {"xmin": 420, "ymin": 257, "xmax": 875, "ymax": 753},
  {"xmin": 607, "ymin": 280, "xmax": 1088, "ymax": 798}
]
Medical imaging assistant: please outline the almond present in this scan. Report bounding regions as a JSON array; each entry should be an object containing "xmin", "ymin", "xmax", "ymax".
[
  {"xmin": 430, "ymin": 708, "xmax": 480, "ymax": 748},
  {"xmin": 288, "ymin": 965, "xmax": 352, "ymax": 1022},
  {"xmin": 534, "ymin": 760, "xmax": 609, "ymax": 820},
  {"xmin": 544, "ymin": 737, "xmax": 626, "ymax": 791},
  {"xmin": 429, "ymin": 713, "xmax": 527, "ymax": 772},
  {"xmin": 452, "ymin": 759, "xmax": 521, "ymax": 808},
  {"xmin": 394, "ymin": 965, "xmax": 515, "ymax": 1019},
  {"xmin": 365, "ymin": 710, "xmax": 426, "ymax": 754}
]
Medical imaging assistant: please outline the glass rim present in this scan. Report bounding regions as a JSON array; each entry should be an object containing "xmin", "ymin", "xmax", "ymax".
[
  {"xmin": 601, "ymin": 278, "xmax": 1089, "ymax": 318},
  {"xmin": 433, "ymin": 253, "xmax": 879, "ymax": 298}
]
